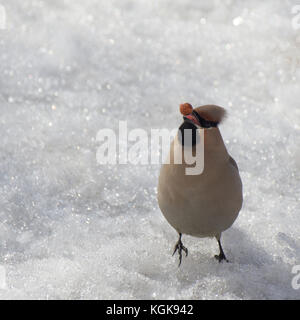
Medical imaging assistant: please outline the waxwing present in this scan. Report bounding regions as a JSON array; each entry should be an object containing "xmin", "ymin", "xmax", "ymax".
[{"xmin": 157, "ymin": 103, "xmax": 243, "ymax": 265}]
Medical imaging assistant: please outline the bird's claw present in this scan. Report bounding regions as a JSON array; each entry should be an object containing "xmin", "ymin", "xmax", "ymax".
[
  {"xmin": 172, "ymin": 239, "xmax": 188, "ymax": 267},
  {"xmin": 214, "ymin": 253, "xmax": 229, "ymax": 263}
]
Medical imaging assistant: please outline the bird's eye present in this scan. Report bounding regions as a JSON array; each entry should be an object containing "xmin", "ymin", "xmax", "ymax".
[
  {"xmin": 202, "ymin": 120, "xmax": 211, "ymax": 128},
  {"xmin": 192, "ymin": 111, "xmax": 218, "ymax": 128}
]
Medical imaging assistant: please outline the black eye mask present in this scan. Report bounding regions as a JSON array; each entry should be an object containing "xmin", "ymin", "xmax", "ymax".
[
  {"xmin": 179, "ymin": 111, "xmax": 219, "ymax": 146},
  {"xmin": 188, "ymin": 110, "xmax": 219, "ymax": 128}
]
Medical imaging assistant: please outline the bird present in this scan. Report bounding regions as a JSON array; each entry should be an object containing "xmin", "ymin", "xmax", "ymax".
[{"xmin": 157, "ymin": 103, "xmax": 243, "ymax": 266}]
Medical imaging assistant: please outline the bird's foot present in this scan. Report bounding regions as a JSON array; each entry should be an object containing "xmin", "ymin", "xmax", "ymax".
[
  {"xmin": 214, "ymin": 253, "xmax": 229, "ymax": 263},
  {"xmin": 214, "ymin": 237, "xmax": 229, "ymax": 263},
  {"xmin": 172, "ymin": 234, "xmax": 188, "ymax": 267}
]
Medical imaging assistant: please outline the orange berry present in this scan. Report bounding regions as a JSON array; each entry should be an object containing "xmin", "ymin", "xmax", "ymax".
[{"xmin": 180, "ymin": 103, "xmax": 193, "ymax": 115}]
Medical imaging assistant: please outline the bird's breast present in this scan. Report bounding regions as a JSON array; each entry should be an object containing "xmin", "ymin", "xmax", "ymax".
[{"xmin": 157, "ymin": 134, "xmax": 243, "ymax": 237}]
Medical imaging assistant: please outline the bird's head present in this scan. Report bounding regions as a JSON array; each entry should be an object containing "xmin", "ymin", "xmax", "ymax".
[{"xmin": 178, "ymin": 103, "xmax": 226, "ymax": 146}]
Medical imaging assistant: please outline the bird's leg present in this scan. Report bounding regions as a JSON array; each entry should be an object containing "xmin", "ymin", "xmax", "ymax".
[
  {"xmin": 214, "ymin": 237, "xmax": 229, "ymax": 263},
  {"xmin": 172, "ymin": 233, "xmax": 188, "ymax": 266}
]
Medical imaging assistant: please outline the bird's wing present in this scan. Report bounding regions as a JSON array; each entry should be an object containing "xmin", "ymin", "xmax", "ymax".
[{"xmin": 229, "ymin": 156, "xmax": 239, "ymax": 171}]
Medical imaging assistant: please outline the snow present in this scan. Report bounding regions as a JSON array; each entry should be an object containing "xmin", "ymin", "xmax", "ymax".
[{"xmin": 0, "ymin": 0, "xmax": 300, "ymax": 299}]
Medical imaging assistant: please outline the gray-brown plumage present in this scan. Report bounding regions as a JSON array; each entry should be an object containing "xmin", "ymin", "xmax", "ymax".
[{"xmin": 157, "ymin": 104, "xmax": 243, "ymax": 265}]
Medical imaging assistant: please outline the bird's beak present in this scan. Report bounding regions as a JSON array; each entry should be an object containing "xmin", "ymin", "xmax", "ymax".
[{"xmin": 183, "ymin": 114, "xmax": 201, "ymax": 128}]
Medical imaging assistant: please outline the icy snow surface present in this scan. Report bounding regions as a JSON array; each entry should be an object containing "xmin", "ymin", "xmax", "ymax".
[{"xmin": 0, "ymin": 0, "xmax": 300, "ymax": 299}]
